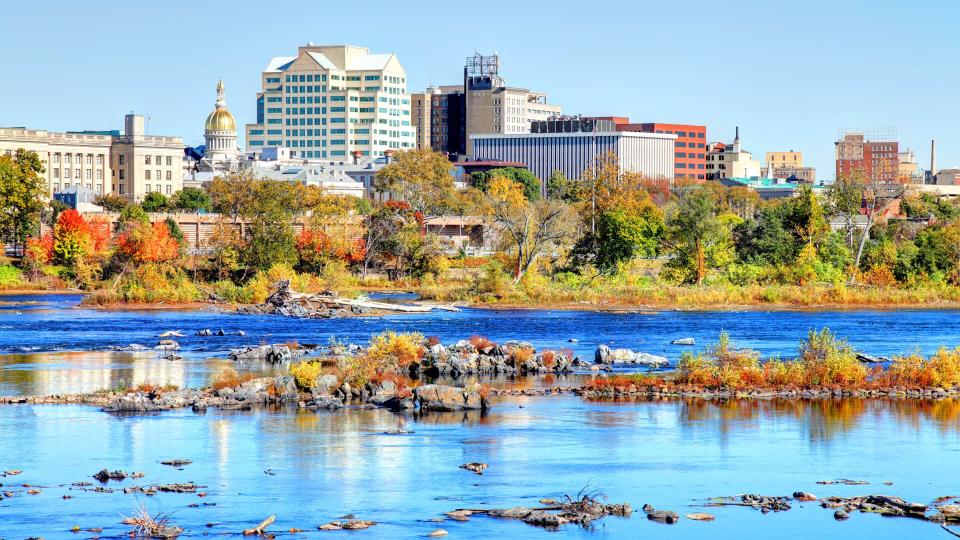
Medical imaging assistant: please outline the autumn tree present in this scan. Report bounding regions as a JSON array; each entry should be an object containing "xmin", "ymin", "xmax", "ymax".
[
  {"xmin": 0, "ymin": 149, "xmax": 47, "ymax": 254},
  {"xmin": 471, "ymin": 167, "xmax": 540, "ymax": 201},
  {"xmin": 826, "ymin": 171, "xmax": 866, "ymax": 248},
  {"xmin": 208, "ymin": 172, "xmax": 258, "ymax": 222},
  {"xmin": 205, "ymin": 220, "xmax": 244, "ymax": 279},
  {"xmin": 482, "ymin": 176, "xmax": 573, "ymax": 282},
  {"xmin": 374, "ymin": 148, "xmax": 455, "ymax": 216}
]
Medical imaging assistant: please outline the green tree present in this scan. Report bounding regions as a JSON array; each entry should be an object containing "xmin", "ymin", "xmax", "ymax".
[
  {"xmin": 141, "ymin": 191, "xmax": 169, "ymax": 213},
  {"xmin": 826, "ymin": 172, "xmax": 865, "ymax": 248},
  {"xmin": 119, "ymin": 204, "xmax": 150, "ymax": 227},
  {"xmin": 546, "ymin": 170, "xmax": 577, "ymax": 202},
  {"xmin": 164, "ymin": 217, "xmax": 186, "ymax": 250},
  {"xmin": 171, "ymin": 187, "xmax": 211, "ymax": 212},
  {"xmin": 0, "ymin": 149, "xmax": 47, "ymax": 253},
  {"xmin": 93, "ymin": 193, "xmax": 128, "ymax": 213},
  {"xmin": 663, "ymin": 187, "xmax": 731, "ymax": 284},
  {"xmin": 594, "ymin": 205, "xmax": 664, "ymax": 272}
]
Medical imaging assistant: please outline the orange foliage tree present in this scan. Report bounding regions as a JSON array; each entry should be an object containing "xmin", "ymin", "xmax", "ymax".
[{"xmin": 115, "ymin": 221, "xmax": 181, "ymax": 264}]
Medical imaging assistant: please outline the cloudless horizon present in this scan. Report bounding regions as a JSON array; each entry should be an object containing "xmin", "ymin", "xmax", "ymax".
[{"xmin": 2, "ymin": 0, "xmax": 958, "ymax": 179}]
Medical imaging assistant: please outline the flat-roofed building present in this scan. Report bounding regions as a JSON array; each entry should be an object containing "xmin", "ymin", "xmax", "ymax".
[
  {"xmin": 472, "ymin": 131, "xmax": 675, "ymax": 194},
  {"xmin": 0, "ymin": 127, "xmax": 112, "ymax": 196}
]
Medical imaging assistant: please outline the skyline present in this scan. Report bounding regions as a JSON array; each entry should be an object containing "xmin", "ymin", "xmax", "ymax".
[{"xmin": 2, "ymin": 0, "xmax": 958, "ymax": 178}]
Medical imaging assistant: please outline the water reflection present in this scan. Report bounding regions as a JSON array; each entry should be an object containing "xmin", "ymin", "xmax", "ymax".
[{"xmin": 650, "ymin": 397, "xmax": 960, "ymax": 440}]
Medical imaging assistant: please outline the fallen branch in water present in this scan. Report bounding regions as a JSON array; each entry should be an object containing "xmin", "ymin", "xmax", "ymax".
[{"xmin": 243, "ymin": 514, "xmax": 275, "ymax": 535}]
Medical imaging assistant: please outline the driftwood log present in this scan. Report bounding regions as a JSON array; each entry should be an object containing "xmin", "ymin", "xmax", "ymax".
[{"xmin": 243, "ymin": 514, "xmax": 275, "ymax": 535}]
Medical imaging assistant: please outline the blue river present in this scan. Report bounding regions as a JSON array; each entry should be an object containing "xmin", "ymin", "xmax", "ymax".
[{"xmin": 0, "ymin": 293, "xmax": 959, "ymax": 538}]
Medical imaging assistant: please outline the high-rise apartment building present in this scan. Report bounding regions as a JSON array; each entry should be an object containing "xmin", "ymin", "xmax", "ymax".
[
  {"xmin": 413, "ymin": 53, "xmax": 561, "ymax": 158},
  {"xmin": 245, "ymin": 44, "xmax": 415, "ymax": 160},
  {"xmin": 835, "ymin": 132, "xmax": 899, "ymax": 182},
  {"xmin": 410, "ymin": 90, "xmax": 433, "ymax": 150}
]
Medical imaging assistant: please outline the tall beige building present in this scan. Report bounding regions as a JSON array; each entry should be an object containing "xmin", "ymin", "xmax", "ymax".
[
  {"xmin": 765, "ymin": 150, "xmax": 816, "ymax": 182},
  {"xmin": 766, "ymin": 151, "xmax": 803, "ymax": 169},
  {"xmin": 410, "ymin": 88, "xmax": 434, "ymax": 150},
  {"xmin": 245, "ymin": 43, "xmax": 415, "ymax": 160},
  {"xmin": 110, "ymin": 114, "xmax": 185, "ymax": 199},
  {"xmin": 0, "ymin": 128, "xmax": 112, "ymax": 195}
]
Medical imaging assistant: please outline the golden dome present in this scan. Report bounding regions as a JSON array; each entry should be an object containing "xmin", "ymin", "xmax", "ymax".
[
  {"xmin": 205, "ymin": 108, "xmax": 236, "ymax": 132},
  {"xmin": 204, "ymin": 79, "xmax": 236, "ymax": 132}
]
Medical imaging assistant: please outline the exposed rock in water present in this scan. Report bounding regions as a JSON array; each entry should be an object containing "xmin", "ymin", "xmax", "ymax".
[
  {"xmin": 93, "ymin": 469, "xmax": 129, "ymax": 482},
  {"xmin": 460, "ymin": 462, "xmax": 488, "ymax": 475},
  {"xmin": 671, "ymin": 338, "xmax": 696, "ymax": 346},
  {"xmin": 160, "ymin": 459, "xmax": 192, "ymax": 467},
  {"xmin": 817, "ymin": 479, "xmax": 869, "ymax": 485},
  {"xmin": 415, "ymin": 384, "xmax": 486, "ymax": 411},
  {"xmin": 793, "ymin": 491, "xmax": 818, "ymax": 501},
  {"xmin": 820, "ymin": 495, "xmax": 928, "ymax": 520},
  {"xmin": 643, "ymin": 504, "xmax": 680, "ymax": 524},
  {"xmin": 229, "ymin": 344, "xmax": 301, "ymax": 364},
  {"xmin": 856, "ymin": 353, "xmax": 889, "ymax": 364},
  {"xmin": 685, "ymin": 512, "xmax": 715, "ymax": 521},
  {"xmin": 469, "ymin": 495, "xmax": 631, "ymax": 529},
  {"xmin": 428, "ymin": 529, "xmax": 448, "ymax": 537},
  {"xmin": 155, "ymin": 339, "xmax": 180, "ymax": 351},
  {"xmin": 318, "ymin": 519, "xmax": 376, "ymax": 530},
  {"xmin": 834, "ymin": 509, "xmax": 850, "ymax": 520},
  {"xmin": 708, "ymin": 494, "xmax": 792, "ymax": 513},
  {"xmin": 595, "ymin": 345, "xmax": 669, "ymax": 368}
]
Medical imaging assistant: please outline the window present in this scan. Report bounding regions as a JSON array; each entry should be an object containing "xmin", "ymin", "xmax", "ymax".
[
  {"xmin": 85, "ymin": 169, "xmax": 92, "ymax": 180},
  {"xmin": 96, "ymin": 170, "xmax": 103, "ymax": 180},
  {"xmin": 145, "ymin": 155, "xmax": 151, "ymax": 165},
  {"xmin": 156, "ymin": 170, "xmax": 161, "ymax": 181},
  {"xmin": 155, "ymin": 155, "xmax": 161, "ymax": 164},
  {"xmin": 166, "ymin": 156, "xmax": 172, "ymax": 166},
  {"xmin": 53, "ymin": 169, "xmax": 60, "ymax": 179},
  {"xmin": 119, "ymin": 183, "xmax": 125, "ymax": 194},
  {"xmin": 165, "ymin": 185, "xmax": 171, "ymax": 195},
  {"xmin": 86, "ymin": 155, "xmax": 92, "ymax": 164},
  {"xmin": 74, "ymin": 169, "xmax": 80, "ymax": 179},
  {"xmin": 65, "ymin": 154, "xmax": 71, "ymax": 164},
  {"xmin": 119, "ymin": 170, "xmax": 125, "ymax": 180},
  {"xmin": 145, "ymin": 170, "xmax": 151, "ymax": 180},
  {"xmin": 165, "ymin": 170, "xmax": 171, "ymax": 181},
  {"xmin": 119, "ymin": 155, "xmax": 125, "ymax": 165},
  {"xmin": 53, "ymin": 154, "xmax": 60, "ymax": 164},
  {"xmin": 96, "ymin": 154, "xmax": 103, "ymax": 165},
  {"xmin": 145, "ymin": 184, "xmax": 151, "ymax": 192}
]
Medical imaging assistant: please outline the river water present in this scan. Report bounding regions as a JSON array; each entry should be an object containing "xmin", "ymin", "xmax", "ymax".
[{"xmin": 1, "ymin": 294, "xmax": 959, "ymax": 538}]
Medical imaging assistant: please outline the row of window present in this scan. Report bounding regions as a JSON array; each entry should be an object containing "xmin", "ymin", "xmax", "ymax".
[
  {"xmin": 144, "ymin": 184, "xmax": 173, "ymax": 195},
  {"xmin": 675, "ymin": 142, "xmax": 706, "ymax": 148},
  {"xmin": 53, "ymin": 183, "xmax": 104, "ymax": 194},
  {"xmin": 675, "ymin": 152, "xmax": 706, "ymax": 159},
  {"xmin": 656, "ymin": 130, "xmax": 706, "ymax": 138},
  {"xmin": 143, "ymin": 170, "xmax": 174, "ymax": 181},
  {"xmin": 51, "ymin": 153, "xmax": 105, "ymax": 165},
  {"xmin": 676, "ymin": 163, "xmax": 706, "ymax": 169},
  {"xmin": 53, "ymin": 168, "xmax": 104, "ymax": 180},
  {"xmin": 144, "ymin": 155, "xmax": 174, "ymax": 166}
]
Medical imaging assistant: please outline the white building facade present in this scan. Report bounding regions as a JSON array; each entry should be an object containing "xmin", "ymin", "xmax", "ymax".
[
  {"xmin": 245, "ymin": 44, "xmax": 415, "ymax": 160},
  {"xmin": 471, "ymin": 131, "xmax": 676, "ymax": 192}
]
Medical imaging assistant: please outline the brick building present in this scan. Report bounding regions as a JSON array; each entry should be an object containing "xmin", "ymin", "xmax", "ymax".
[
  {"xmin": 591, "ymin": 118, "xmax": 707, "ymax": 181},
  {"xmin": 835, "ymin": 132, "xmax": 899, "ymax": 182}
]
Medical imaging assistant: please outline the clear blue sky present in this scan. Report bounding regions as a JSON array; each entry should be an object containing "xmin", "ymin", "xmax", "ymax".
[{"xmin": 2, "ymin": 0, "xmax": 957, "ymax": 179}]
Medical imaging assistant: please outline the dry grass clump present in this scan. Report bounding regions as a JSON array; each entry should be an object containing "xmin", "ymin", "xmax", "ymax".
[
  {"xmin": 589, "ymin": 329, "xmax": 960, "ymax": 393},
  {"xmin": 210, "ymin": 366, "xmax": 255, "ymax": 391},
  {"xmin": 289, "ymin": 361, "xmax": 327, "ymax": 390},
  {"xmin": 511, "ymin": 346, "xmax": 534, "ymax": 364},
  {"xmin": 879, "ymin": 347, "xmax": 960, "ymax": 388},
  {"xmin": 367, "ymin": 331, "xmax": 424, "ymax": 368},
  {"xmin": 122, "ymin": 502, "xmax": 182, "ymax": 537},
  {"xmin": 468, "ymin": 335, "xmax": 496, "ymax": 350},
  {"xmin": 541, "ymin": 350, "xmax": 557, "ymax": 369},
  {"xmin": 132, "ymin": 382, "xmax": 179, "ymax": 395}
]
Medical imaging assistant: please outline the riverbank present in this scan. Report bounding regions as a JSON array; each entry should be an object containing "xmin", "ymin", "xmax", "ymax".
[{"xmin": 8, "ymin": 277, "xmax": 960, "ymax": 312}]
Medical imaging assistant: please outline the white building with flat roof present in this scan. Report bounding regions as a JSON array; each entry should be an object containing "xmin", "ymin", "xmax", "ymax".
[
  {"xmin": 245, "ymin": 44, "xmax": 415, "ymax": 161},
  {"xmin": 471, "ymin": 131, "xmax": 676, "ymax": 192}
]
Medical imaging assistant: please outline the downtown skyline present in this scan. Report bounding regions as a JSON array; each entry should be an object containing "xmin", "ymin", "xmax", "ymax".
[{"xmin": 1, "ymin": 0, "xmax": 958, "ymax": 178}]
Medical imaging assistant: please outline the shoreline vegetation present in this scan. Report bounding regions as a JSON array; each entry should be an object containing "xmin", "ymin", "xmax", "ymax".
[
  {"xmin": 3, "ymin": 149, "xmax": 960, "ymax": 315},
  {"xmin": 3, "ymin": 330, "xmax": 960, "ymax": 408}
]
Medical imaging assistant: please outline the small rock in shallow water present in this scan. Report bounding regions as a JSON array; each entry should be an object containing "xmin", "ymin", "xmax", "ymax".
[
  {"xmin": 459, "ymin": 462, "xmax": 488, "ymax": 475},
  {"xmin": 643, "ymin": 504, "xmax": 680, "ymax": 524},
  {"xmin": 793, "ymin": 491, "xmax": 817, "ymax": 501},
  {"xmin": 685, "ymin": 512, "xmax": 715, "ymax": 521},
  {"xmin": 834, "ymin": 509, "xmax": 850, "ymax": 520},
  {"xmin": 428, "ymin": 529, "xmax": 448, "ymax": 537},
  {"xmin": 671, "ymin": 338, "xmax": 696, "ymax": 346}
]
